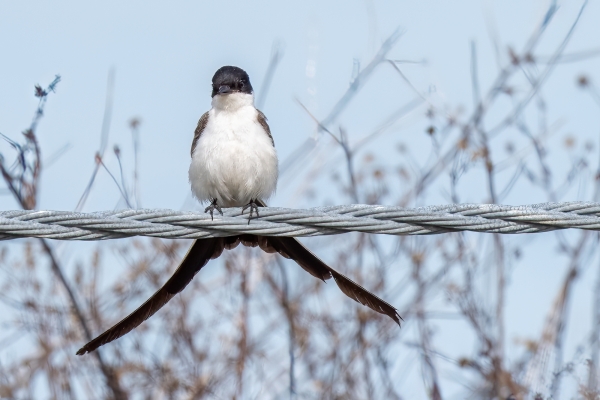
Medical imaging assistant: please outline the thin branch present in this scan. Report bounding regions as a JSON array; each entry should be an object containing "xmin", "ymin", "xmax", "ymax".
[
  {"xmin": 256, "ymin": 42, "xmax": 284, "ymax": 110},
  {"xmin": 76, "ymin": 69, "xmax": 115, "ymax": 211}
]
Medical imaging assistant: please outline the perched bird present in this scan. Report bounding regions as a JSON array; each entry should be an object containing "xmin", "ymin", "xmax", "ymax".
[{"xmin": 77, "ymin": 66, "xmax": 401, "ymax": 355}]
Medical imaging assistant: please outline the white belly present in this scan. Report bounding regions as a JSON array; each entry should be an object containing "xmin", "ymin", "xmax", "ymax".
[{"xmin": 188, "ymin": 105, "xmax": 278, "ymax": 208}]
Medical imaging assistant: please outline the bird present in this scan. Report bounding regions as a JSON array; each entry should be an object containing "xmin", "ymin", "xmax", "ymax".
[{"xmin": 76, "ymin": 66, "xmax": 401, "ymax": 355}]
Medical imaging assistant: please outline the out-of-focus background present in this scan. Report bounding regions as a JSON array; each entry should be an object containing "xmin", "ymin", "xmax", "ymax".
[{"xmin": 1, "ymin": 1, "xmax": 600, "ymax": 399}]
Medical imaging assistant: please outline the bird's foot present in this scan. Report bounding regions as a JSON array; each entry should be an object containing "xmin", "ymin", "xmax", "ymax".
[
  {"xmin": 242, "ymin": 200, "xmax": 260, "ymax": 225},
  {"xmin": 204, "ymin": 199, "xmax": 223, "ymax": 221}
]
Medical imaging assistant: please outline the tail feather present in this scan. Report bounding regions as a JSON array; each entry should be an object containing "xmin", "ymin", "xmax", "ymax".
[{"xmin": 76, "ymin": 238, "xmax": 224, "ymax": 355}]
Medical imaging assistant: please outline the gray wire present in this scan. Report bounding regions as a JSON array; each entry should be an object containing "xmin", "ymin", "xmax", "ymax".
[{"xmin": 1, "ymin": 202, "xmax": 600, "ymax": 241}]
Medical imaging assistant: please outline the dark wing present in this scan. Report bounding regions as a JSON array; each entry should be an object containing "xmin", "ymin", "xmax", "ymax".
[
  {"xmin": 76, "ymin": 238, "xmax": 234, "ymax": 355},
  {"xmin": 252, "ymin": 200, "xmax": 401, "ymax": 325},
  {"xmin": 191, "ymin": 112, "xmax": 210, "ymax": 157},
  {"xmin": 256, "ymin": 110, "xmax": 274, "ymax": 146}
]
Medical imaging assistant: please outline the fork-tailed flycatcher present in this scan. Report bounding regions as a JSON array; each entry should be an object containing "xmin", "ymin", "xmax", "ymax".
[{"xmin": 76, "ymin": 66, "xmax": 401, "ymax": 355}]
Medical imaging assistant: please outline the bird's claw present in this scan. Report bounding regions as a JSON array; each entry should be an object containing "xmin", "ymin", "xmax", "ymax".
[
  {"xmin": 242, "ymin": 200, "xmax": 259, "ymax": 225},
  {"xmin": 204, "ymin": 199, "xmax": 223, "ymax": 221}
]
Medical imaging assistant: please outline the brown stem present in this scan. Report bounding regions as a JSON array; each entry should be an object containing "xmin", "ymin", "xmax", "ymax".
[{"xmin": 39, "ymin": 239, "xmax": 127, "ymax": 399}]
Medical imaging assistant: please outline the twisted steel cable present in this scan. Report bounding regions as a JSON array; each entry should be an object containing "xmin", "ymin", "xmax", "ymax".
[{"xmin": 1, "ymin": 202, "xmax": 600, "ymax": 241}]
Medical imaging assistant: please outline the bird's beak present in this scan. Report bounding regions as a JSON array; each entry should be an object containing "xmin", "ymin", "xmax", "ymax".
[{"xmin": 218, "ymin": 85, "xmax": 231, "ymax": 94}]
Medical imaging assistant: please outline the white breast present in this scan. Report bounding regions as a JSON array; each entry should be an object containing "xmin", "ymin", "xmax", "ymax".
[{"xmin": 189, "ymin": 93, "xmax": 278, "ymax": 208}]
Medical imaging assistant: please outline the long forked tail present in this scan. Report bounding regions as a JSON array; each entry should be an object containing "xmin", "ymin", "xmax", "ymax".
[
  {"xmin": 76, "ymin": 238, "xmax": 228, "ymax": 355},
  {"xmin": 267, "ymin": 236, "xmax": 402, "ymax": 325},
  {"xmin": 252, "ymin": 199, "xmax": 401, "ymax": 325}
]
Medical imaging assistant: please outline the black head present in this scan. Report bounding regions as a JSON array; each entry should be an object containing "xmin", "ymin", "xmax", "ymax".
[{"xmin": 211, "ymin": 66, "xmax": 253, "ymax": 97}]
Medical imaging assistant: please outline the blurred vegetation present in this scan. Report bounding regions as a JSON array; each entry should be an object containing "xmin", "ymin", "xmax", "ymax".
[{"xmin": 1, "ymin": 3, "xmax": 600, "ymax": 399}]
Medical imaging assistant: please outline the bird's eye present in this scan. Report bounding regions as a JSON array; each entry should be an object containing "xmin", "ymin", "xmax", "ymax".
[{"xmin": 240, "ymin": 81, "xmax": 245, "ymax": 88}]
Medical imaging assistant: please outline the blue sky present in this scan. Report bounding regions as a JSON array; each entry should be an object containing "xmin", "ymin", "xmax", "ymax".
[{"xmin": 1, "ymin": 0, "xmax": 596, "ymax": 211}]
